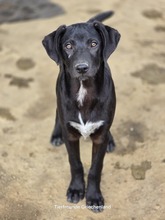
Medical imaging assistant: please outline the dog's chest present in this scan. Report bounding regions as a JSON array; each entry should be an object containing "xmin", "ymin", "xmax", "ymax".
[
  {"xmin": 69, "ymin": 80, "xmax": 104, "ymax": 139},
  {"xmin": 69, "ymin": 113, "xmax": 104, "ymax": 139}
]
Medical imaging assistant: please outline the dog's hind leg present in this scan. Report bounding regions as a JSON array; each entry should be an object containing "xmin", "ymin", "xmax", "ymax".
[
  {"xmin": 50, "ymin": 109, "xmax": 64, "ymax": 146},
  {"xmin": 106, "ymin": 131, "xmax": 116, "ymax": 152}
]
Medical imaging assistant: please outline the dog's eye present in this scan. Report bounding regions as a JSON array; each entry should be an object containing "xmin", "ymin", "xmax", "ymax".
[
  {"xmin": 91, "ymin": 41, "xmax": 97, "ymax": 47},
  {"xmin": 65, "ymin": 43, "xmax": 72, "ymax": 49}
]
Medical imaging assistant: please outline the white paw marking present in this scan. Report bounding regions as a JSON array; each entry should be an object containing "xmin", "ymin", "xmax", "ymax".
[
  {"xmin": 69, "ymin": 113, "xmax": 104, "ymax": 139},
  {"xmin": 77, "ymin": 81, "xmax": 87, "ymax": 106}
]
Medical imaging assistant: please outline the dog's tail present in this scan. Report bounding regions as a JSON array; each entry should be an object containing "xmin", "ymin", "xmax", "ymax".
[{"xmin": 87, "ymin": 11, "xmax": 114, "ymax": 23}]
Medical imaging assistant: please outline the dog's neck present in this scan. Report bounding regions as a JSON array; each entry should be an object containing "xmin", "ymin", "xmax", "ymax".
[
  {"xmin": 77, "ymin": 78, "xmax": 99, "ymax": 107},
  {"xmin": 77, "ymin": 80, "xmax": 87, "ymax": 107}
]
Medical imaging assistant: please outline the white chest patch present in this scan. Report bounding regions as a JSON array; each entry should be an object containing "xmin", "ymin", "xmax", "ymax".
[
  {"xmin": 69, "ymin": 113, "xmax": 104, "ymax": 139},
  {"xmin": 77, "ymin": 81, "xmax": 87, "ymax": 106}
]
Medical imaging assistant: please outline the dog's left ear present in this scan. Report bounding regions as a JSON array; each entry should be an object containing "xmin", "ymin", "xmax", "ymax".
[
  {"xmin": 94, "ymin": 22, "xmax": 120, "ymax": 60},
  {"xmin": 42, "ymin": 25, "xmax": 66, "ymax": 65}
]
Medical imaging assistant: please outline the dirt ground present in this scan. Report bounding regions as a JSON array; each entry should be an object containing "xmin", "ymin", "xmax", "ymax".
[{"xmin": 0, "ymin": 0, "xmax": 165, "ymax": 219}]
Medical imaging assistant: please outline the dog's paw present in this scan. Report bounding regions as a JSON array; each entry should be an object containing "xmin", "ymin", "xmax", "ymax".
[
  {"xmin": 106, "ymin": 138, "xmax": 115, "ymax": 153},
  {"xmin": 67, "ymin": 188, "xmax": 85, "ymax": 204},
  {"xmin": 50, "ymin": 135, "xmax": 64, "ymax": 147},
  {"xmin": 86, "ymin": 193, "xmax": 104, "ymax": 213}
]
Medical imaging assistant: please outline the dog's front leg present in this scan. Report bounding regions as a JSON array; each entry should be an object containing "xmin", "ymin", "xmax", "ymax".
[
  {"xmin": 86, "ymin": 136, "xmax": 108, "ymax": 212},
  {"xmin": 65, "ymin": 139, "xmax": 85, "ymax": 204}
]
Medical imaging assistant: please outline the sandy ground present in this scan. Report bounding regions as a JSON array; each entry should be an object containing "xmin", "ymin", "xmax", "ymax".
[{"xmin": 0, "ymin": 0, "xmax": 165, "ymax": 219}]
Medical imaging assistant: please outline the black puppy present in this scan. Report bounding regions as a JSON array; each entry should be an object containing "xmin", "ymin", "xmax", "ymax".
[{"xmin": 42, "ymin": 11, "xmax": 120, "ymax": 212}]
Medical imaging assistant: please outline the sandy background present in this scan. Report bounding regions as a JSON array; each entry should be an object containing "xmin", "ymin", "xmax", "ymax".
[{"xmin": 0, "ymin": 0, "xmax": 165, "ymax": 219}]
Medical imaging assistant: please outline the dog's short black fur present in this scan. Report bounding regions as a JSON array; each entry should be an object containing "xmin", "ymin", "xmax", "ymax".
[{"xmin": 42, "ymin": 11, "xmax": 120, "ymax": 212}]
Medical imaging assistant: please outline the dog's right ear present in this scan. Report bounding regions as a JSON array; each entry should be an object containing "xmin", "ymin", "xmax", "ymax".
[{"xmin": 42, "ymin": 25, "xmax": 66, "ymax": 64}]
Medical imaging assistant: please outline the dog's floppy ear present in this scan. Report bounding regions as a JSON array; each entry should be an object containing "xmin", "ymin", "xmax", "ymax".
[
  {"xmin": 42, "ymin": 25, "xmax": 66, "ymax": 64},
  {"xmin": 94, "ymin": 22, "xmax": 120, "ymax": 60}
]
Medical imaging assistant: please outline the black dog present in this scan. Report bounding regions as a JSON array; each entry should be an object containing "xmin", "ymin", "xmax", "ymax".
[{"xmin": 42, "ymin": 11, "xmax": 120, "ymax": 212}]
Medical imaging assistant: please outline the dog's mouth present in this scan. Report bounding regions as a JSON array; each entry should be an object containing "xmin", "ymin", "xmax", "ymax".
[{"xmin": 78, "ymin": 75, "xmax": 89, "ymax": 81}]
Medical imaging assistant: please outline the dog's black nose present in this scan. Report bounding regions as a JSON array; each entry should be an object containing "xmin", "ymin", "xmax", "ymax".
[{"xmin": 76, "ymin": 63, "xmax": 89, "ymax": 74}]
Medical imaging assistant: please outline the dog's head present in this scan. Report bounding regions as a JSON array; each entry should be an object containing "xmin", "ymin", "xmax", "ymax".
[{"xmin": 42, "ymin": 21, "xmax": 120, "ymax": 80}]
